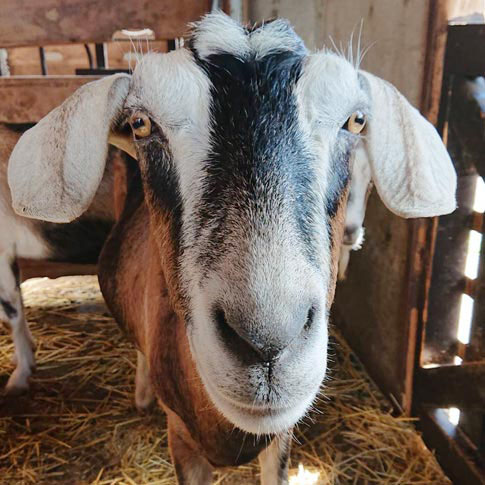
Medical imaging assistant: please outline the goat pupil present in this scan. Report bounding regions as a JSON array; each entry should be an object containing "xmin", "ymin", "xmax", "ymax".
[{"xmin": 133, "ymin": 118, "xmax": 144, "ymax": 129}]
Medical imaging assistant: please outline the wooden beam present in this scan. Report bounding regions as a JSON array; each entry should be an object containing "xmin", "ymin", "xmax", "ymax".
[
  {"xmin": 421, "ymin": 0, "xmax": 450, "ymax": 124},
  {"xmin": 463, "ymin": 277, "xmax": 477, "ymax": 297},
  {"xmin": 0, "ymin": 0, "xmax": 212, "ymax": 48},
  {"xmin": 0, "ymin": 76, "xmax": 100, "ymax": 123},
  {"xmin": 471, "ymin": 211, "xmax": 484, "ymax": 233},
  {"xmin": 415, "ymin": 363, "xmax": 485, "ymax": 408},
  {"xmin": 419, "ymin": 407, "xmax": 485, "ymax": 485},
  {"xmin": 18, "ymin": 259, "xmax": 97, "ymax": 282}
]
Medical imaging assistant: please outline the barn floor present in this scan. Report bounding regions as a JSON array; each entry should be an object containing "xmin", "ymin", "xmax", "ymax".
[{"xmin": 0, "ymin": 276, "xmax": 450, "ymax": 485}]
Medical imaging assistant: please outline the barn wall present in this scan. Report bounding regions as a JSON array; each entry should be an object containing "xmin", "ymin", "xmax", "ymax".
[
  {"xmin": 248, "ymin": 0, "xmax": 431, "ymax": 104},
  {"xmin": 248, "ymin": 0, "xmax": 434, "ymax": 410}
]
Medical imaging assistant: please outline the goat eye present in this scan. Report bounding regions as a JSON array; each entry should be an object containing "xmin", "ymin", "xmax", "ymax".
[
  {"xmin": 130, "ymin": 112, "xmax": 152, "ymax": 138},
  {"xmin": 344, "ymin": 111, "xmax": 366, "ymax": 134}
]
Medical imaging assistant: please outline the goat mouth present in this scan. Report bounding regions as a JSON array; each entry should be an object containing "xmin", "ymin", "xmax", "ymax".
[
  {"xmin": 219, "ymin": 392, "xmax": 290, "ymax": 415},
  {"xmin": 202, "ymin": 375, "xmax": 315, "ymax": 434}
]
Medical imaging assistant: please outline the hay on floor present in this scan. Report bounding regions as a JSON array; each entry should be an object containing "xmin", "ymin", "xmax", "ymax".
[{"xmin": 0, "ymin": 276, "xmax": 450, "ymax": 484}]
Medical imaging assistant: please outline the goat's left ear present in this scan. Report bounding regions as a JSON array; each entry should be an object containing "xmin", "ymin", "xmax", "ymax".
[
  {"xmin": 359, "ymin": 71, "xmax": 457, "ymax": 218},
  {"xmin": 8, "ymin": 74, "xmax": 131, "ymax": 223}
]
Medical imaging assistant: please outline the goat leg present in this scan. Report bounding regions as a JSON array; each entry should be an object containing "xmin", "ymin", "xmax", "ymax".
[
  {"xmin": 0, "ymin": 249, "xmax": 35, "ymax": 395},
  {"xmin": 135, "ymin": 350, "xmax": 155, "ymax": 412},
  {"xmin": 167, "ymin": 411, "xmax": 213, "ymax": 485},
  {"xmin": 258, "ymin": 431, "xmax": 292, "ymax": 485}
]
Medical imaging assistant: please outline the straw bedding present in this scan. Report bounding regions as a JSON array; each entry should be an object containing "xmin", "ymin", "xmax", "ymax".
[{"xmin": 0, "ymin": 276, "xmax": 450, "ymax": 484}]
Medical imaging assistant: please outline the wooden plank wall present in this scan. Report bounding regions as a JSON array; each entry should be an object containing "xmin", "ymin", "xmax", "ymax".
[
  {"xmin": 0, "ymin": 0, "xmax": 212, "ymax": 47},
  {"xmin": 0, "ymin": 76, "xmax": 100, "ymax": 123},
  {"xmin": 0, "ymin": 0, "xmax": 218, "ymax": 122}
]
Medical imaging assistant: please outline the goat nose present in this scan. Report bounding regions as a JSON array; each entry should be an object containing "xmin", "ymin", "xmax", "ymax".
[
  {"xmin": 343, "ymin": 224, "xmax": 360, "ymax": 244},
  {"xmin": 213, "ymin": 305, "xmax": 316, "ymax": 363}
]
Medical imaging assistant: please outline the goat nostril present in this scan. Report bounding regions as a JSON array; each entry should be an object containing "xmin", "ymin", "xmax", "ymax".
[
  {"xmin": 214, "ymin": 307, "xmax": 226, "ymax": 327},
  {"xmin": 344, "ymin": 224, "xmax": 360, "ymax": 245},
  {"xmin": 213, "ymin": 307, "xmax": 281, "ymax": 362},
  {"xmin": 214, "ymin": 307, "xmax": 245, "ymax": 348},
  {"xmin": 304, "ymin": 305, "xmax": 316, "ymax": 332}
]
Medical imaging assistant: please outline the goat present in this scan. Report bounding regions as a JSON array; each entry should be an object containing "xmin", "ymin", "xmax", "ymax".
[
  {"xmin": 8, "ymin": 13, "xmax": 456, "ymax": 484},
  {"xmin": 338, "ymin": 145, "xmax": 372, "ymax": 280},
  {"xmin": 0, "ymin": 123, "xmax": 121, "ymax": 394}
]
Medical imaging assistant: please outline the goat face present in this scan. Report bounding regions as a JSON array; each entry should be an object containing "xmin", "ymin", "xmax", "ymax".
[
  {"xmin": 8, "ymin": 13, "xmax": 456, "ymax": 436},
  {"xmin": 125, "ymin": 21, "xmax": 366, "ymax": 434}
]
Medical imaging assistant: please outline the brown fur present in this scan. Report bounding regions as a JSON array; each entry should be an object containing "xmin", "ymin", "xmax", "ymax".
[
  {"xmin": 326, "ymin": 186, "xmax": 350, "ymax": 307},
  {"xmin": 98, "ymin": 181, "xmax": 270, "ymax": 472}
]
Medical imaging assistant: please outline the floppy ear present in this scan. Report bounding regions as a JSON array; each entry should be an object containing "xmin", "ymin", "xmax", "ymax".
[
  {"xmin": 8, "ymin": 73, "xmax": 131, "ymax": 223},
  {"xmin": 358, "ymin": 71, "xmax": 457, "ymax": 218}
]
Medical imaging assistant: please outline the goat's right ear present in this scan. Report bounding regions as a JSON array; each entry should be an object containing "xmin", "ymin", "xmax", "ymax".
[{"xmin": 8, "ymin": 74, "xmax": 131, "ymax": 223}]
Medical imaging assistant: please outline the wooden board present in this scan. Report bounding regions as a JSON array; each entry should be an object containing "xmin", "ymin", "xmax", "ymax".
[
  {"xmin": 0, "ymin": 76, "xmax": 100, "ymax": 123},
  {"xmin": 18, "ymin": 259, "xmax": 97, "ymax": 282},
  {"xmin": 415, "ymin": 363, "xmax": 485, "ymax": 408},
  {"xmin": 0, "ymin": 0, "xmax": 212, "ymax": 47}
]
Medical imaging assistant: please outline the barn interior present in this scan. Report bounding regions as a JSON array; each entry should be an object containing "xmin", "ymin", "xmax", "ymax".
[{"xmin": 0, "ymin": 1, "xmax": 484, "ymax": 484}]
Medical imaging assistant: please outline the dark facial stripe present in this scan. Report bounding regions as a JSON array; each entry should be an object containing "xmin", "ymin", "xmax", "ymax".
[
  {"xmin": 326, "ymin": 143, "xmax": 352, "ymax": 218},
  {"xmin": 11, "ymin": 259, "xmax": 20, "ymax": 287},
  {"xmin": 193, "ymin": 50, "xmax": 319, "ymax": 268},
  {"xmin": 139, "ymin": 136, "xmax": 183, "ymax": 257},
  {"xmin": 0, "ymin": 298, "xmax": 17, "ymax": 319}
]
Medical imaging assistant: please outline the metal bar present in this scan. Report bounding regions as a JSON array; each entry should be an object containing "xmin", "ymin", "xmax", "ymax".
[
  {"xmin": 38, "ymin": 47, "xmax": 47, "ymax": 75},
  {"xmin": 95, "ymin": 43, "xmax": 107, "ymax": 69},
  {"xmin": 84, "ymin": 44, "xmax": 94, "ymax": 69},
  {"xmin": 415, "ymin": 363, "xmax": 485, "ymax": 408},
  {"xmin": 75, "ymin": 68, "xmax": 129, "ymax": 76}
]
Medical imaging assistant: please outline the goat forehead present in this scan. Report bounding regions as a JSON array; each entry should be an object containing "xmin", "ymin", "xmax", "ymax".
[
  {"xmin": 190, "ymin": 14, "xmax": 307, "ymax": 61},
  {"xmin": 128, "ymin": 51, "xmax": 365, "ymax": 130}
]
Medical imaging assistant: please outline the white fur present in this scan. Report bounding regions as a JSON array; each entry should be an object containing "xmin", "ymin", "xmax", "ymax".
[
  {"xmin": 250, "ymin": 19, "xmax": 306, "ymax": 59},
  {"xmin": 187, "ymin": 226, "xmax": 328, "ymax": 434},
  {"xmin": 192, "ymin": 12, "xmax": 250, "ymax": 59}
]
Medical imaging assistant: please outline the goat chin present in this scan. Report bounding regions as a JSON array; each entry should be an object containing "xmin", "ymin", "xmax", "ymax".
[{"xmin": 201, "ymin": 372, "xmax": 319, "ymax": 435}]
